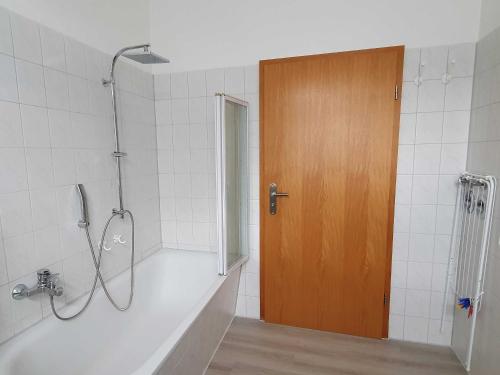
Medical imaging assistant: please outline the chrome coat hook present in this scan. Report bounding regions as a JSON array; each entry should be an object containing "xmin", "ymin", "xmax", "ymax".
[
  {"xmin": 113, "ymin": 234, "xmax": 127, "ymax": 245},
  {"xmin": 99, "ymin": 240, "xmax": 112, "ymax": 252}
]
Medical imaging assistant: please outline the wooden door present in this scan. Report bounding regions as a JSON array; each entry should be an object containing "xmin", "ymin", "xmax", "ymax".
[{"xmin": 260, "ymin": 46, "xmax": 404, "ymax": 339}]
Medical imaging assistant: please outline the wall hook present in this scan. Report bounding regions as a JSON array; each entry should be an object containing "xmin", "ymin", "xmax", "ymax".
[
  {"xmin": 98, "ymin": 240, "xmax": 112, "ymax": 252},
  {"xmin": 113, "ymin": 234, "xmax": 127, "ymax": 245}
]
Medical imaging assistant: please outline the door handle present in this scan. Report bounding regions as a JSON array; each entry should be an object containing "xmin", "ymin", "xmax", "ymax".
[{"xmin": 269, "ymin": 183, "xmax": 288, "ymax": 215}]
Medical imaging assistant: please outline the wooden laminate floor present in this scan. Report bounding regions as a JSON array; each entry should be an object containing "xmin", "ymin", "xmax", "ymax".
[{"xmin": 206, "ymin": 317, "xmax": 465, "ymax": 375}]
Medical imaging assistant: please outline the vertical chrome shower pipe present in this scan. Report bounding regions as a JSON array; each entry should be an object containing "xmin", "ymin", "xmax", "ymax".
[
  {"xmin": 49, "ymin": 44, "xmax": 166, "ymax": 320},
  {"xmin": 103, "ymin": 44, "xmax": 151, "ymax": 213}
]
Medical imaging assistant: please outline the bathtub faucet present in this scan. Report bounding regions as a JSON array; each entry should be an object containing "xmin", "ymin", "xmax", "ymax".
[{"xmin": 11, "ymin": 268, "xmax": 64, "ymax": 300}]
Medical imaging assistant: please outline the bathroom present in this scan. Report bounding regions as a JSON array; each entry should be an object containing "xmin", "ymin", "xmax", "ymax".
[{"xmin": 0, "ymin": 0, "xmax": 499, "ymax": 374}]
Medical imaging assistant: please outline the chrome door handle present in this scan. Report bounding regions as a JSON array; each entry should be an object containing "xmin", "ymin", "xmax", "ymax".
[{"xmin": 269, "ymin": 183, "xmax": 288, "ymax": 215}]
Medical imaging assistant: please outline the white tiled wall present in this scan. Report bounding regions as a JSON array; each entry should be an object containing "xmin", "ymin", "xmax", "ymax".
[
  {"xmin": 154, "ymin": 65, "xmax": 260, "ymax": 317},
  {"xmin": 391, "ymin": 44, "xmax": 475, "ymax": 345},
  {"xmin": 154, "ymin": 67, "xmax": 259, "ymax": 318},
  {"xmin": 467, "ymin": 25, "xmax": 500, "ymax": 375},
  {"xmin": 0, "ymin": 7, "xmax": 161, "ymax": 344},
  {"xmin": 154, "ymin": 44, "xmax": 475, "ymax": 339}
]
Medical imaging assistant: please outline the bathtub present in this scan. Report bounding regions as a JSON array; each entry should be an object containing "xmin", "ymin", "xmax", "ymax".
[{"xmin": 0, "ymin": 249, "xmax": 242, "ymax": 375}]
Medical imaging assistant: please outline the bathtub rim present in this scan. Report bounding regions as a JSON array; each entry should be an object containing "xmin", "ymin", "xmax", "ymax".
[{"xmin": 132, "ymin": 249, "xmax": 246, "ymax": 375}]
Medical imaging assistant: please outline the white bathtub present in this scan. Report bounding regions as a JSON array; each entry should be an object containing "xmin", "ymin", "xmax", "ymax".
[{"xmin": 0, "ymin": 249, "xmax": 241, "ymax": 375}]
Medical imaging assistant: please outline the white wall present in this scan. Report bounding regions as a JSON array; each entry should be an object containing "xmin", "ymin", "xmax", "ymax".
[
  {"xmin": 468, "ymin": 18, "xmax": 500, "ymax": 375},
  {"xmin": 478, "ymin": 0, "xmax": 500, "ymax": 38},
  {"xmin": 0, "ymin": 0, "xmax": 151, "ymax": 57},
  {"xmin": 150, "ymin": 0, "xmax": 482, "ymax": 73}
]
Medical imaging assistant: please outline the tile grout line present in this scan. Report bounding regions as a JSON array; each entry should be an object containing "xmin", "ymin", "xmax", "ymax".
[{"xmin": 401, "ymin": 47, "xmax": 421, "ymax": 342}]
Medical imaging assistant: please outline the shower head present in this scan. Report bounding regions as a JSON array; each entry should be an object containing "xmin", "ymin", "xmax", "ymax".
[
  {"xmin": 123, "ymin": 50, "xmax": 170, "ymax": 64},
  {"xmin": 103, "ymin": 44, "xmax": 170, "ymax": 86},
  {"xmin": 103, "ymin": 44, "xmax": 170, "ymax": 85}
]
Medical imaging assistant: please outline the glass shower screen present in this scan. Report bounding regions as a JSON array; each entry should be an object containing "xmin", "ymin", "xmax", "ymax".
[{"xmin": 215, "ymin": 94, "xmax": 249, "ymax": 275}]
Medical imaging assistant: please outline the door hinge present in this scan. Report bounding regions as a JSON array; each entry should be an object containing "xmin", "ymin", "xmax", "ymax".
[
  {"xmin": 394, "ymin": 85, "xmax": 399, "ymax": 101},
  {"xmin": 384, "ymin": 293, "xmax": 388, "ymax": 305}
]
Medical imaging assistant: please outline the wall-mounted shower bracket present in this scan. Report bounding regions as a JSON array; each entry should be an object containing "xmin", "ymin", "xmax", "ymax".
[
  {"xmin": 112, "ymin": 208, "xmax": 127, "ymax": 220},
  {"xmin": 112, "ymin": 151, "xmax": 127, "ymax": 158}
]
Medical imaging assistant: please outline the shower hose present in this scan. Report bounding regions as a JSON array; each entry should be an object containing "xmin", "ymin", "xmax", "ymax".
[{"xmin": 49, "ymin": 210, "xmax": 135, "ymax": 320}]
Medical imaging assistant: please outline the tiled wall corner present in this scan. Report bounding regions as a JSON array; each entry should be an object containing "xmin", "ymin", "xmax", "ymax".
[
  {"xmin": 155, "ymin": 70, "xmax": 216, "ymax": 251},
  {"xmin": 0, "ymin": 6, "xmax": 161, "ymax": 344},
  {"xmin": 467, "ymin": 24, "xmax": 500, "ymax": 375},
  {"xmin": 155, "ymin": 64, "xmax": 260, "ymax": 318},
  {"xmin": 391, "ymin": 44, "xmax": 475, "ymax": 345}
]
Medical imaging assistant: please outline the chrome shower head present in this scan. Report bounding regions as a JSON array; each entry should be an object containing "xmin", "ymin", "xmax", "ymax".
[
  {"xmin": 103, "ymin": 44, "xmax": 170, "ymax": 86},
  {"xmin": 123, "ymin": 46, "xmax": 170, "ymax": 64}
]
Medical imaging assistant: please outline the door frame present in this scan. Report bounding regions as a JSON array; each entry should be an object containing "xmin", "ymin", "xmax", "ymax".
[{"xmin": 258, "ymin": 46, "xmax": 404, "ymax": 338}]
